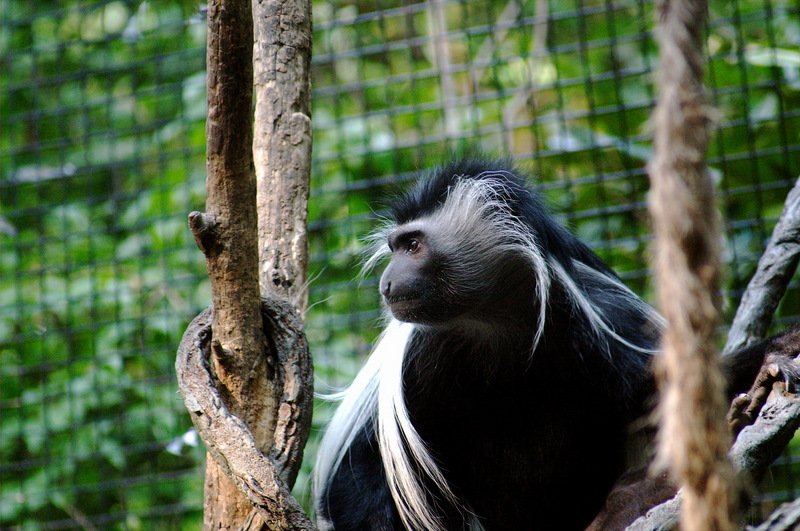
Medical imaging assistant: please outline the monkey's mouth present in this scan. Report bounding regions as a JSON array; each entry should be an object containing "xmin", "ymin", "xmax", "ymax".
[
  {"xmin": 385, "ymin": 294, "xmax": 420, "ymax": 305},
  {"xmin": 384, "ymin": 294, "xmax": 424, "ymax": 318}
]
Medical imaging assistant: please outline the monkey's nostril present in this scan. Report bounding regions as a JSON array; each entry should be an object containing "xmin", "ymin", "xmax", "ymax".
[{"xmin": 383, "ymin": 281, "xmax": 392, "ymax": 297}]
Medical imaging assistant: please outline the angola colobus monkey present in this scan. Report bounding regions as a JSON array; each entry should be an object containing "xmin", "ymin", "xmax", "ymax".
[{"xmin": 313, "ymin": 157, "xmax": 800, "ymax": 530}]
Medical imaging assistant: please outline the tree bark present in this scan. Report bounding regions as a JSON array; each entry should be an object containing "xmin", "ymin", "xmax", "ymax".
[
  {"xmin": 180, "ymin": 0, "xmax": 315, "ymax": 527},
  {"xmin": 190, "ymin": 0, "xmax": 276, "ymax": 527},
  {"xmin": 253, "ymin": 0, "xmax": 313, "ymax": 311},
  {"xmin": 723, "ymin": 176, "xmax": 800, "ymax": 355},
  {"xmin": 177, "ymin": 301, "xmax": 316, "ymax": 531},
  {"xmin": 626, "ymin": 392, "xmax": 800, "ymax": 531},
  {"xmin": 249, "ymin": 0, "xmax": 315, "ymax": 526}
]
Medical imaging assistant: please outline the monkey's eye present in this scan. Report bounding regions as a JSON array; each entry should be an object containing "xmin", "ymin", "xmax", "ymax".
[{"xmin": 406, "ymin": 239, "xmax": 420, "ymax": 253}]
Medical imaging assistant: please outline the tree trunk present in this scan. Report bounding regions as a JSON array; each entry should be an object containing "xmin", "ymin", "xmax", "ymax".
[
  {"xmin": 253, "ymin": 0, "xmax": 313, "ymax": 311},
  {"xmin": 176, "ymin": 302, "xmax": 316, "ymax": 530},
  {"xmin": 183, "ymin": 0, "xmax": 315, "ymax": 528},
  {"xmin": 191, "ymin": 0, "xmax": 276, "ymax": 527}
]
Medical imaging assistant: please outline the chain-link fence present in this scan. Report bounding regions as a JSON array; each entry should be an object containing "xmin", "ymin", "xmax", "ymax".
[{"xmin": 2, "ymin": 0, "xmax": 799, "ymax": 528}]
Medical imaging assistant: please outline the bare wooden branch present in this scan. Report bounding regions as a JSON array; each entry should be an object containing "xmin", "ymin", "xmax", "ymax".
[
  {"xmin": 182, "ymin": 0, "xmax": 315, "ymax": 526},
  {"xmin": 627, "ymin": 392, "xmax": 800, "ymax": 531},
  {"xmin": 248, "ymin": 0, "xmax": 315, "ymax": 522},
  {"xmin": 625, "ymin": 174, "xmax": 800, "ymax": 528},
  {"xmin": 724, "ymin": 176, "xmax": 800, "ymax": 355},
  {"xmin": 625, "ymin": 493, "xmax": 681, "ymax": 531},
  {"xmin": 748, "ymin": 495, "xmax": 800, "ymax": 531},
  {"xmin": 730, "ymin": 392, "xmax": 800, "ymax": 483},
  {"xmin": 176, "ymin": 300, "xmax": 315, "ymax": 531},
  {"xmin": 201, "ymin": 0, "xmax": 271, "ymax": 430},
  {"xmin": 188, "ymin": 212, "xmax": 220, "ymax": 255},
  {"xmin": 190, "ymin": 0, "xmax": 277, "ymax": 526},
  {"xmin": 253, "ymin": 0, "xmax": 313, "ymax": 311}
]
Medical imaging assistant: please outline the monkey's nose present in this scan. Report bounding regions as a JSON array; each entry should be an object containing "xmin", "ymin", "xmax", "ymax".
[{"xmin": 381, "ymin": 280, "xmax": 392, "ymax": 298}]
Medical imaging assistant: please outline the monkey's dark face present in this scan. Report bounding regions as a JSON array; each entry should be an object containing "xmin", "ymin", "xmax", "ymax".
[
  {"xmin": 378, "ymin": 225, "xmax": 456, "ymax": 324},
  {"xmin": 380, "ymin": 225, "xmax": 441, "ymax": 324},
  {"xmin": 375, "ymin": 177, "xmax": 545, "ymax": 328},
  {"xmin": 379, "ymin": 221, "xmax": 504, "ymax": 326}
]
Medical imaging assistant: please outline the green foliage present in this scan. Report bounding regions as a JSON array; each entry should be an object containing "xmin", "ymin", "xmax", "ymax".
[
  {"xmin": 3, "ymin": 0, "xmax": 800, "ymax": 527},
  {"xmin": 2, "ymin": 1, "xmax": 209, "ymax": 528}
]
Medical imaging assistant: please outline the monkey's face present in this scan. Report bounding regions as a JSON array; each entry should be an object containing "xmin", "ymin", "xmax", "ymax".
[
  {"xmin": 380, "ymin": 224, "xmax": 441, "ymax": 324},
  {"xmin": 379, "ymin": 222, "xmax": 501, "ymax": 326},
  {"xmin": 376, "ymin": 176, "xmax": 541, "ymax": 327}
]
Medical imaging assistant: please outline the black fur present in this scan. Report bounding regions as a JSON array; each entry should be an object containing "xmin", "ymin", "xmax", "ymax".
[{"xmin": 317, "ymin": 156, "xmax": 794, "ymax": 530}]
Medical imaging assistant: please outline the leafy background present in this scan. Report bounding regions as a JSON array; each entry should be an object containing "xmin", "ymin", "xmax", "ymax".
[{"xmin": 2, "ymin": 0, "xmax": 799, "ymax": 528}]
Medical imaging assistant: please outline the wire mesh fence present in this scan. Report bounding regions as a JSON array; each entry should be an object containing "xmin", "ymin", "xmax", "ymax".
[{"xmin": 2, "ymin": 0, "xmax": 799, "ymax": 528}]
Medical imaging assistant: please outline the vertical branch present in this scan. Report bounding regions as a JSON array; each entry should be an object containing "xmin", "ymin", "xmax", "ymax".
[
  {"xmin": 251, "ymin": 0, "xmax": 315, "ymax": 508},
  {"xmin": 189, "ymin": 0, "xmax": 275, "ymax": 527},
  {"xmin": 428, "ymin": 0, "xmax": 458, "ymax": 140},
  {"xmin": 648, "ymin": 0, "xmax": 739, "ymax": 529},
  {"xmin": 723, "ymin": 176, "xmax": 800, "ymax": 355},
  {"xmin": 253, "ymin": 0, "xmax": 313, "ymax": 313}
]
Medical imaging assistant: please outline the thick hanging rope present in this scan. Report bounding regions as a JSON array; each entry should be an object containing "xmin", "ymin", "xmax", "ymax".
[{"xmin": 648, "ymin": 0, "xmax": 739, "ymax": 529}]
